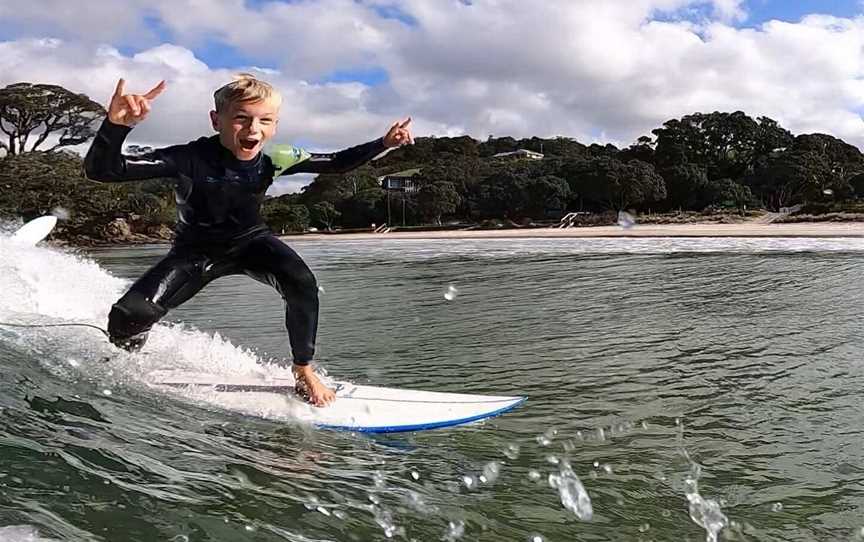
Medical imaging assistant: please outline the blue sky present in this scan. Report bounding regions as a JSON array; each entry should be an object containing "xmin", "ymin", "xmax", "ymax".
[{"xmin": 745, "ymin": 0, "xmax": 862, "ymax": 25}]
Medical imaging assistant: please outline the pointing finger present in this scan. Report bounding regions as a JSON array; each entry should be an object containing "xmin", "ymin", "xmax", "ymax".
[
  {"xmin": 399, "ymin": 117, "xmax": 412, "ymax": 129},
  {"xmin": 143, "ymin": 80, "xmax": 166, "ymax": 100},
  {"xmin": 113, "ymin": 78, "xmax": 126, "ymax": 99}
]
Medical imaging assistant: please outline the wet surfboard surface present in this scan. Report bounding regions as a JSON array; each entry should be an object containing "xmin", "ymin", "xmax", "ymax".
[{"xmin": 149, "ymin": 370, "xmax": 526, "ymax": 433}]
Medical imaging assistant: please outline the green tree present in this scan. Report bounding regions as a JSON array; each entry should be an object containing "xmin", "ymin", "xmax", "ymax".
[
  {"xmin": 262, "ymin": 196, "xmax": 310, "ymax": 233},
  {"xmin": 745, "ymin": 133, "xmax": 864, "ymax": 208},
  {"xmin": 564, "ymin": 157, "xmax": 665, "ymax": 211},
  {"xmin": 415, "ymin": 177, "xmax": 461, "ymax": 224},
  {"xmin": 652, "ymin": 111, "xmax": 792, "ymax": 181},
  {"xmin": 0, "ymin": 150, "xmax": 128, "ymax": 237},
  {"xmin": 311, "ymin": 201, "xmax": 341, "ymax": 230},
  {"xmin": 473, "ymin": 170, "xmax": 570, "ymax": 220},
  {"xmin": 0, "ymin": 82, "xmax": 105, "ymax": 155}
]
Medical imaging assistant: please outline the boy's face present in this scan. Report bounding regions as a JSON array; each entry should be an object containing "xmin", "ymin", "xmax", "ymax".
[{"xmin": 210, "ymin": 97, "xmax": 280, "ymax": 161}]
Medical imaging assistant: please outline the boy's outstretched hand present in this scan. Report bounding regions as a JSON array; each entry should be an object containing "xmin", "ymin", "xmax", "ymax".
[
  {"xmin": 383, "ymin": 117, "xmax": 414, "ymax": 147},
  {"xmin": 108, "ymin": 78, "xmax": 166, "ymax": 127}
]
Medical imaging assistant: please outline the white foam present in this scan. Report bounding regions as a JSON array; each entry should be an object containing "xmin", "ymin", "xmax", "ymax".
[
  {"xmin": 0, "ymin": 525, "xmax": 60, "ymax": 542},
  {"xmin": 0, "ymin": 222, "xmax": 303, "ymax": 422}
]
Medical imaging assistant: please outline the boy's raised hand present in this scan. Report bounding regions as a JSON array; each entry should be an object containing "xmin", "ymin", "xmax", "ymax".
[
  {"xmin": 383, "ymin": 117, "xmax": 414, "ymax": 147},
  {"xmin": 107, "ymin": 78, "xmax": 166, "ymax": 127}
]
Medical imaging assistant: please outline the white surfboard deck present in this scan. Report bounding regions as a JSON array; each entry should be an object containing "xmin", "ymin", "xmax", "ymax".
[
  {"xmin": 11, "ymin": 216, "xmax": 57, "ymax": 246},
  {"xmin": 148, "ymin": 370, "xmax": 526, "ymax": 433}
]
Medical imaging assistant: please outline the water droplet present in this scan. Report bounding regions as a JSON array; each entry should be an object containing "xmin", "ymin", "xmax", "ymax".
[
  {"xmin": 482, "ymin": 461, "xmax": 501, "ymax": 484},
  {"xmin": 444, "ymin": 284, "xmax": 459, "ymax": 301},
  {"xmin": 318, "ymin": 285, "xmax": 326, "ymax": 294},
  {"xmin": 684, "ymin": 476, "xmax": 728, "ymax": 542},
  {"xmin": 410, "ymin": 470, "xmax": 420, "ymax": 480},
  {"xmin": 528, "ymin": 535, "xmax": 545, "ymax": 542},
  {"xmin": 603, "ymin": 464, "xmax": 613, "ymax": 474},
  {"xmin": 548, "ymin": 462, "xmax": 592, "ymax": 521},
  {"xmin": 662, "ymin": 509, "xmax": 671, "ymax": 517},
  {"xmin": 67, "ymin": 358, "xmax": 79, "ymax": 367},
  {"xmin": 536, "ymin": 435, "xmax": 551, "ymax": 446},
  {"xmin": 52, "ymin": 206, "xmax": 71, "ymax": 220},
  {"xmin": 102, "ymin": 389, "xmax": 112, "ymax": 396},
  {"xmin": 771, "ymin": 502, "xmax": 783, "ymax": 512},
  {"xmin": 593, "ymin": 461, "xmax": 600, "ymax": 468},
  {"xmin": 245, "ymin": 525, "xmax": 255, "ymax": 532},
  {"xmin": 317, "ymin": 506, "xmax": 331, "ymax": 516},
  {"xmin": 546, "ymin": 455, "xmax": 559, "ymax": 465},
  {"xmin": 443, "ymin": 520, "xmax": 465, "ymax": 541},
  {"xmin": 373, "ymin": 471, "xmax": 386, "ymax": 489},
  {"xmin": 503, "ymin": 444, "xmax": 520, "ymax": 459},
  {"xmin": 639, "ymin": 523, "xmax": 650, "ymax": 532},
  {"xmin": 406, "ymin": 490, "xmax": 437, "ymax": 514},
  {"xmin": 333, "ymin": 510, "xmax": 347, "ymax": 520},
  {"xmin": 373, "ymin": 506, "xmax": 399, "ymax": 538},
  {"xmin": 528, "ymin": 470, "xmax": 541, "ymax": 481},
  {"xmin": 461, "ymin": 475, "xmax": 476, "ymax": 489},
  {"xmin": 823, "ymin": 188, "xmax": 834, "ymax": 195},
  {"xmin": 617, "ymin": 210, "xmax": 636, "ymax": 229}
]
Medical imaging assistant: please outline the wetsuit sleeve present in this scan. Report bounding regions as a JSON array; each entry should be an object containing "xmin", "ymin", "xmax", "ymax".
[
  {"xmin": 271, "ymin": 139, "xmax": 388, "ymax": 176},
  {"xmin": 83, "ymin": 119, "xmax": 181, "ymax": 183}
]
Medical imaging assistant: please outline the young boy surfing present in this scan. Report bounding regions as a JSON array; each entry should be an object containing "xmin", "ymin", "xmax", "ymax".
[{"xmin": 84, "ymin": 74, "xmax": 413, "ymax": 407}]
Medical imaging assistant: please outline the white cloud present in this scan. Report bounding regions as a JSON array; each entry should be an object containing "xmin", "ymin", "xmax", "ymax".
[{"xmin": 2, "ymin": 0, "xmax": 864, "ymax": 172}]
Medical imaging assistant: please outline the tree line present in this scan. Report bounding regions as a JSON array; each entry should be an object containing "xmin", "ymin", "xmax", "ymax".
[{"xmin": 3, "ymin": 81, "xmax": 864, "ymax": 240}]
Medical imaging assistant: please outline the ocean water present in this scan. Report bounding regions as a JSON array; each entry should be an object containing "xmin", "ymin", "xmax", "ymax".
[{"xmin": 2, "ymin": 228, "xmax": 864, "ymax": 541}]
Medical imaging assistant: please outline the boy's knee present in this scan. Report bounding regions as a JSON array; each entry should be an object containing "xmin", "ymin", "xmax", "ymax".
[
  {"xmin": 279, "ymin": 267, "xmax": 318, "ymax": 299},
  {"xmin": 107, "ymin": 291, "xmax": 166, "ymax": 350}
]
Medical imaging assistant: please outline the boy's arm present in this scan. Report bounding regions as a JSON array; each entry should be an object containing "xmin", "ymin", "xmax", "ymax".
[
  {"xmin": 273, "ymin": 117, "xmax": 414, "ymax": 176},
  {"xmin": 83, "ymin": 119, "xmax": 180, "ymax": 182},
  {"xmin": 273, "ymin": 138, "xmax": 388, "ymax": 176}
]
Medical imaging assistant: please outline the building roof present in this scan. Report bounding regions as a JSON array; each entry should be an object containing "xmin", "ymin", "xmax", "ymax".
[{"xmin": 377, "ymin": 168, "xmax": 422, "ymax": 181}]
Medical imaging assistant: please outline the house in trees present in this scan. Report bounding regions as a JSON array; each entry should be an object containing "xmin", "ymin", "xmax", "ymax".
[
  {"xmin": 379, "ymin": 168, "xmax": 421, "ymax": 192},
  {"xmin": 492, "ymin": 149, "xmax": 544, "ymax": 160}
]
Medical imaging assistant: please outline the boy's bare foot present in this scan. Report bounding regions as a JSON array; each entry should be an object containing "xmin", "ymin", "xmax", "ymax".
[{"xmin": 293, "ymin": 364, "xmax": 336, "ymax": 407}]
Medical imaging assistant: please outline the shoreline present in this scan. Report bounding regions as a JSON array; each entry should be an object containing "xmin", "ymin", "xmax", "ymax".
[{"xmin": 281, "ymin": 222, "xmax": 864, "ymax": 242}]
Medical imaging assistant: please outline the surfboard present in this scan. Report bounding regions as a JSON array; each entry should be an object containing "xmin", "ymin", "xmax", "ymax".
[
  {"xmin": 10, "ymin": 216, "xmax": 57, "ymax": 245},
  {"xmin": 148, "ymin": 370, "xmax": 526, "ymax": 433}
]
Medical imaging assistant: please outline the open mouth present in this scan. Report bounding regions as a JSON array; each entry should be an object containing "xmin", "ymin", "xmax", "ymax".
[{"xmin": 239, "ymin": 139, "xmax": 260, "ymax": 151}]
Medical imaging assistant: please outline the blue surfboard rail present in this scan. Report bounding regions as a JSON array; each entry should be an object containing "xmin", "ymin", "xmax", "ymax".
[{"xmin": 316, "ymin": 396, "xmax": 527, "ymax": 433}]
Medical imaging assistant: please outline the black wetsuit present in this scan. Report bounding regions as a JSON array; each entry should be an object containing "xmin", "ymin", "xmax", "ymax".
[{"xmin": 84, "ymin": 119, "xmax": 385, "ymax": 363}]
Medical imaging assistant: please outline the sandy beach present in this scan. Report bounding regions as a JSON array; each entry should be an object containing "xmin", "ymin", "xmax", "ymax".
[{"xmin": 284, "ymin": 222, "xmax": 864, "ymax": 241}]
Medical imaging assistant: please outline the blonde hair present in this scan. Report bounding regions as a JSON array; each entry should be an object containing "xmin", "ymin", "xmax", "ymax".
[{"xmin": 213, "ymin": 73, "xmax": 281, "ymax": 112}]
